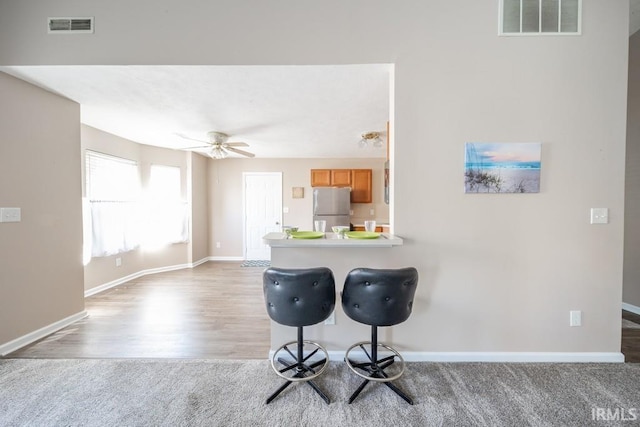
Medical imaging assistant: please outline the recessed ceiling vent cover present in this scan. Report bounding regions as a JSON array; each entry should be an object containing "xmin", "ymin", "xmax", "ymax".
[{"xmin": 48, "ymin": 17, "xmax": 94, "ymax": 34}]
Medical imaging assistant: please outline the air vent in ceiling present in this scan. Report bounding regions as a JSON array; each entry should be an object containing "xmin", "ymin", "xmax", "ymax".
[{"xmin": 48, "ymin": 17, "xmax": 94, "ymax": 34}]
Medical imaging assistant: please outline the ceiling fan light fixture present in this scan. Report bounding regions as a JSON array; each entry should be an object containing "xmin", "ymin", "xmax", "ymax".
[
  {"xmin": 210, "ymin": 146, "xmax": 228, "ymax": 159},
  {"xmin": 178, "ymin": 130, "xmax": 255, "ymax": 159},
  {"xmin": 359, "ymin": 131, "xmax": 383, "ymax": 149}
]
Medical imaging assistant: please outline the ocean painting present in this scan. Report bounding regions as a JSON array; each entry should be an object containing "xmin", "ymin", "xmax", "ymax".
[{"xmin": 464, "ymin": 143, "xmax": 541, "ymax": 193}]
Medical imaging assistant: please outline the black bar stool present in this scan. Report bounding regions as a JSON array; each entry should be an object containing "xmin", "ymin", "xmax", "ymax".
[
  {"xmin": 263, "ymin": 267, "xmax": 336, "ymax": 404},
  {"xmin": 342, "ymin": 267, "xmax": 418, "ymax": 404}
]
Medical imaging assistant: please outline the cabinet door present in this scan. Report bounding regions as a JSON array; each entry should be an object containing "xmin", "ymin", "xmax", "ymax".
[
  {"xmin": 354, "ymin": 225, "xmax": 383, "ymax": 232},
  {"xmin": 331, "ymin": 169, "xmax": 352, "ymax": 187},
  {"xmin": 351, "ymin": 169, "xmax": 372, "ymax": 203},
  {"xmin": 311, "ymin": 169, "xmax": 332, "ymax": 187}
]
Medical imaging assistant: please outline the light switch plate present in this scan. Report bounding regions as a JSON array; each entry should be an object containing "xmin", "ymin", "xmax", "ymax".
[
  {"xmin": 0, "ymin": 207, "xmax": 21, "ymax": 223},
  {"xmin": 590, "ymin": 208, "xmax": 608, "ymax": 224}
]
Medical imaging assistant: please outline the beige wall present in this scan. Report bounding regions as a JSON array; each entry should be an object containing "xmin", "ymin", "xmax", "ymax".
[
  {"xmin": 209, "ymin": 158, "xmax": 386, "ymax": 258},
  {"xmin": 189, "ymin": 152, "xmax": 209, "ymax": 264},
  {"xmin": 625, "ymin": 31, "xmax": 640, "ymax": 309},
  {"xmin": 81, "ymin": 125, "xmax": 193, "ymax": 291},
  {"xmin": 0, "ymin": 72, "xmax": 84, "ymax": 345},
  {"xmin": 0, "ymin": 0, "xmax": 630, "ymax": 354}
]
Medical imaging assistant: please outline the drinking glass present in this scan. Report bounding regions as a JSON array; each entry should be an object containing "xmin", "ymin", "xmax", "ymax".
[
  {"xmin": 364, "ymin": 220, "xmax": 376, "ymax": 232},
  {"xmin": 314, "ymin": 220, "xmax": 326, "ymax": 232}
]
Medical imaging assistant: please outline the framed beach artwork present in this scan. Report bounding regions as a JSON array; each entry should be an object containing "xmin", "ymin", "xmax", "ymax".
[{"xmin": 464, "ymin": 142, "xmax": 541, "ymax": 193}]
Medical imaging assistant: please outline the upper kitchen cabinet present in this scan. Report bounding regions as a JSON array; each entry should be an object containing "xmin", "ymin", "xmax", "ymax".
[
  {"xmin": 350, "ymin": 169, "xmax": 372, "ymax": 203},
  {"xmin": 310, "ymin": 169, "xmax": 352, "ymax": 187},
  {"xmin": 310, "ymin": 169, "xmax": 332, "ymax": 187},
  {"xmin": 331, "ymin": 169, "xmax": 352, "ymax": 187},
  {"xmin": 310, "ymin": 168, "xmax": 372, "ymax": 203}
]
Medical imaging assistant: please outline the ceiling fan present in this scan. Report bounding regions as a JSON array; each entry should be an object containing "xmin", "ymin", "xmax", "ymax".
[{"xmin": 178, "ymin": 131, "xmax": 255, "ymax": 159}]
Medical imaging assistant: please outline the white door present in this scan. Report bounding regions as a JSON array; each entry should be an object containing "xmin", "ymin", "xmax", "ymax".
[{"xmin": 244, "ymin": 172, "xmax": 282, "ymax": 260}]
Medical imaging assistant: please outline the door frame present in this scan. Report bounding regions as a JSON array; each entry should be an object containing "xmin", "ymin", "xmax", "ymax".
[{"xmin": 242, "ymin": 172, "xmax": 282, "ymax": 260}]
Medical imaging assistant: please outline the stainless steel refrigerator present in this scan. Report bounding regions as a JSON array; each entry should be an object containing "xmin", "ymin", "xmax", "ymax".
[{"xmin": 313, "ymin": 187, "xmax": 351, "ymax": 229}]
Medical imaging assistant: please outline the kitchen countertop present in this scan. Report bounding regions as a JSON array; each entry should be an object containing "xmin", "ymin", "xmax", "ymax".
[
  {"xmin": 350, "ymin": 219, "xmax": 390, "ymax": 227},
  {"xmin": 351, "ymin": 223, "xmax": 390, "ymax": 228},
  {"xmin": 263, "ymin": 232, "xmax": 403, "ymax": 248}
]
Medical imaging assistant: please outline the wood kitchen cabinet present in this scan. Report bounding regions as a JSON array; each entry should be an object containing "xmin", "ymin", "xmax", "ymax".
[
  {"xmin": 350, "ymin": 169, "xmax": 372, "ymax": 203},
  {"xmin": 331, "ymin": 169, "xmax": 352, "ymax": 187},
  {"xmin": 310, "ymin": 169, "xmax": 353, "ymax": 187},
  {"xmin": 310, "ymin": 168, "xmax": 373, "ymax": 203},
  {"xmin": 353, "ymin": 226, "xmax": 387, "ymax": 232},
  {"xmin": 310, "ymin": 169, "xmax": 332, "ymax": 187}
]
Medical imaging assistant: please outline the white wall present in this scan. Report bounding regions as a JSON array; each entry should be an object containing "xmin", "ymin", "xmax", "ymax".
[{"xmin": 0, "ymin": 0, "xmax": 629, "ymax": 355}]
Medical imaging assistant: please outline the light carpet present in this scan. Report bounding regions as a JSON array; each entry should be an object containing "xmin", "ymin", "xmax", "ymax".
[{"xmin": 1, "ymin": 359, "xmax": 639, "ymax": 426}]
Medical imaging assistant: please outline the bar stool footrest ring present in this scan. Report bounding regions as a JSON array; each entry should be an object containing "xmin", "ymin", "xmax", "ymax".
[
  {"xmin": 344, "ymin": 341, "xmax": 405, "ymax": 382},
  {"xmin": 271, "ymin": 340, "xmax": 329, "ymax": 382}
]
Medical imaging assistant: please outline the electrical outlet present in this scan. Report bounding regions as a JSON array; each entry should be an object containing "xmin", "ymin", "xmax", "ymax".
[
  {"xmin": 590, "ymin": 208, "xmax": 608, "ymax": 224},
  {"xmin": 216, "ymin": 242, "xmax": 221, "ymax": 248},
  {"xmin": 283, "ymin": 206, "xmax": 289, "ymax": 213},
  {"xmin": 570, "ymin": 310, "xmax": 582, "ymax": 327},
  {"xmin": 370, "ymin": 209, "xmax": 375, "ymax": 216},
  {"xmin": 115, "ymin": 257, "xmax": 122, "ymax": 267},
  {"xmin": 0, "ymin": 207, "xmax": 21, "ymax": 223}
]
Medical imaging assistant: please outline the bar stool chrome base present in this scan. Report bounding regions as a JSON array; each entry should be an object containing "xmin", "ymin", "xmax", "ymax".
[
  {"xmin": 267, "ymin": 336, "xmax": 330, "ymax": 404},
  {"xmin": 344, "ymin": 340, "xmax": 413, "ymax": 405}
]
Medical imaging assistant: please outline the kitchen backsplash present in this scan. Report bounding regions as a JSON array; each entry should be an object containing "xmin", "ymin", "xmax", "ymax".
[{"xmin": 350, "ymin": 202, "xmax": 389, "ymax": 224}]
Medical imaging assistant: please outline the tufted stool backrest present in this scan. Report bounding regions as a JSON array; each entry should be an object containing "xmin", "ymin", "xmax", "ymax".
[
  {"xmin": 342, "ymin": 267, "xmax": 418, "ymax": 327},
  {"xmin": 263, "ymin": 267, "xmax": 336, "ymax": 327}
]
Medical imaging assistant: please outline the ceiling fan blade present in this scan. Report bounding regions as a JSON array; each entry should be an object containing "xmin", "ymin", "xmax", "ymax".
[
  {"xmin": 175, "ymin": 133, "xmax": 209, "ymax": 144},
  {"xmin": 225, "ymin": 146, "xmax": 255, "ymax": 158},
  {"xmin": 181, "ymin": 145, "xmax": 212, "ymax": 150},
  {"xmin": 224, "ymin": 142, "xmax": 249, "ymax": 147}
]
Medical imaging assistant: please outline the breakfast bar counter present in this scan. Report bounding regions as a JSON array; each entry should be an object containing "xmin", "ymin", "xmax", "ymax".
[
  {"xmin": 262, "ymin": 231, "xmax": 407, "ymax": 356},
  {"xmin": 262, "ymin": 232, "xmax": 403, "ymax": 248}
]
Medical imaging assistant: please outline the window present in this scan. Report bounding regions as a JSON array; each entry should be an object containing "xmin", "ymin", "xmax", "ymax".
[
  {"xmin": 500, "ymin": 0, "xmax": 581, "ymax": 35},
  {"xmin": 143, "ymin": 165, "xmax": 188, "ymax": 248},
  {"xmin": 84, "ymin": 151, "xmax": 141, "ymax": 259}
]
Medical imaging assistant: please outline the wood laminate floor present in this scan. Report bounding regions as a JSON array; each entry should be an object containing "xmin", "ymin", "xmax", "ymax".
[
  {"xmin": 622, "ymin": 309, "xmax": 640, "ymax": 363},
  {"xmin": 5, "ymin": 262, "xmax": 270, "ymax": 359},
  {"xmin": 5, "ymin": 263, "xmax": 640, "ymax": 362}
]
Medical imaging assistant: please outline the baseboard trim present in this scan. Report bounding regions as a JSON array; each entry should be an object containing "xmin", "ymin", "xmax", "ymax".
[
  {"xmin": 0, "ymin": 310, "xmax": 88, "ymax": 356},
  {"xmin": 208, "ymin": 256, "xmax": 245, "ymax": 261},
  {"xmin": 84, "ymin": 257, "xmax": 212, "ymax": 298},
  {"xmin": 267, "ymin": 350, "xmax": 624, "ymax": 363},
  {"xmin": 191, "ymin": 257, "xmax": 210, "ymax": 268},
  {"xmin": 622, "ymin": 302, "xmax": 640, "ymax": 316}
]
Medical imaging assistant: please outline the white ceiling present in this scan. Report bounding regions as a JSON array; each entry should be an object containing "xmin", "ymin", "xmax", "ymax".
[{"xmin": 0, "ymin": 65, "xmax": 391, "ymax": 159}]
